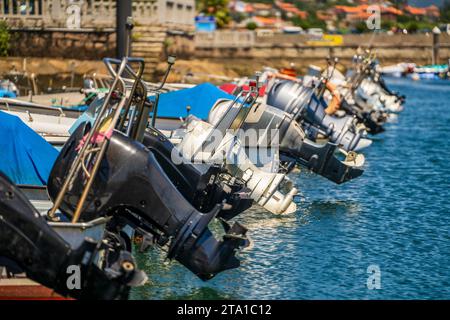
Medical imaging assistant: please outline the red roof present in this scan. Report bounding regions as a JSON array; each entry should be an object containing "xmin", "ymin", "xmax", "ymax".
[
  {"xmin": 276, "ymin": 1, "xmax": 308, "ymax": 19},
  {"xmin": 425, "ymin": 5, "xmax": 440, "ymax": 17},
  {"xmin": 334, "ymin": 4, "xmax": 402, "ymax": 16},
  {"xmin": 334, "ymin": 5, "xmax": 367, "ymax": 14},
  {"xmin": 404, "ymin": 5, "xmax": 426, "ymax": 15},
  {"xmin": 381, "ymin": 6, "xmax": 403, "ymax": 15},
  {"xmin": 348, "ymin": 12, "xmax": 372, "ymax": 20},
  {"xmin": 253, "ymin": 16, "xmax": 278, "ymax": 26},
  {"xmin": 245, "ymin": 4, "xmax": 254, "ymax": 13}
]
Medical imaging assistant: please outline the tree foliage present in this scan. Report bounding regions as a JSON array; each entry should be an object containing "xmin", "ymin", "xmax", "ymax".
[
  {"xmin": 197, "ymin": 0, "xmax": 231, "ymax": 28},
  {"xmin": 0, "ymin": 21, "xmax": 10, "ymax": 57},
  {"xmin": 442, "ymin": 0, "xmax": 450, "ymax": 22},
  {"xmin": 292, "ymin": 12, "xmax": 326, "ymax": 30}
]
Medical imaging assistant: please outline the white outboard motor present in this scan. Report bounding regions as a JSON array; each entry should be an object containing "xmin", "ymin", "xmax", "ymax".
[
  {"xmin": 358, "ymin": 77, "xmax": 403, "ymax": 114},
  {"xmin": 324, "ymin": 67, "xmax": 387, "ymax": 135},
  {"xmin": 266, "ymin": 80, "xmax": 372, "ymax": 152},
  {"xmin": 174, "ymin": 98, "xmax": 298, "ymax": 215}
]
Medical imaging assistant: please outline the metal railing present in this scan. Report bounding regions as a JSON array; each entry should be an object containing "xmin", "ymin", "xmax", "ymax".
[{"xmin": 194, "ymin": 31, "xmax": 256, "ymax": 48}]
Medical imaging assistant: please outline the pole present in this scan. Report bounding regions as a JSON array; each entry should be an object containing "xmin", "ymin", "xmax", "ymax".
[
  {"xmin": 117, "ymin": 0, "xmax": 132, "ymax": 59},
  {"xmin": 432, "ymin": 26, "xmax": 441, "ymax": 66}
]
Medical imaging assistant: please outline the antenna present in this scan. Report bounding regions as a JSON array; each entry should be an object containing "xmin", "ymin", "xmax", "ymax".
[{"xmin": 150, "ymin": 55, "xmax": 176, "ymax": 127}]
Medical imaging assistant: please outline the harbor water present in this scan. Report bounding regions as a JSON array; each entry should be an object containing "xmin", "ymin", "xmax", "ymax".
[{"xmin": 131, "ymin": 78, "xmax": 450, "ymax": 300}]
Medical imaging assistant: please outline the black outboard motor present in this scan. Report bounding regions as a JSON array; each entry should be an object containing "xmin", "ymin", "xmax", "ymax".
[
  {"xmin": 47, "ymin": 122, "xmax": 250, "ymax": 280},
  {"xmin": 267, "ymin": 80, "xmax": 368, "ymax": 151},
  {"xmin": 340, "ymin": 98, "xmax": 386, "ymax": 134},
  {"xmin": 142, "ymin": 127, "xmax": 253, "ymax": 220},
  {"xmin": 0, "ymin": 172, "xmax": 144, "ymax": 300}
]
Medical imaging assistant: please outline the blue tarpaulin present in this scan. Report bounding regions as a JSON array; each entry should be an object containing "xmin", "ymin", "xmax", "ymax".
[
  {"xmin": 69, "ymin": 83, "xmax": 234, "ymax": 133},
  {"xmin": 0, "ymin": 111, "xmax": 58, "ymax": 185},
  {"xmin": 149, "ymin": 83, "xmax": 234, "ymax": 120},
  {"xmin": 0, "ymin": 89, "xmax": 17, "ymax": 98}
]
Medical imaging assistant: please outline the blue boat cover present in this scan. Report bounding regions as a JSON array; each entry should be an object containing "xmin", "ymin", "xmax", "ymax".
[
  {"xmin": 149, "ymin": 83, "xmax": 234, "ymax": 120},
  {"xmin": 0, "ymin": 89, "xmax": 17, "ymax": 98},
  {"xmin": 0, "ymin": 111, "xmax": 58, "ymax": 185},
  {"xmin": 69, "ymin": 83, "xmax": 235, "ymax": 134}
]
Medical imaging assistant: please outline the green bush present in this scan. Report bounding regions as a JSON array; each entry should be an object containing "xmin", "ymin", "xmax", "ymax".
[
  {"xmin": 407, "ymin": 21, "xmax": 419, "ymax": 33},
  {"xmin": 246, "ymin": 22, "xmax": 257, "ymax": 30},
  {"xmin": 0, "ymin": 21, "xmax": 10, "ymax": 57},
  {"xmin": 354, "ymin": 21, "xmax": 368, "ymax": 34}
]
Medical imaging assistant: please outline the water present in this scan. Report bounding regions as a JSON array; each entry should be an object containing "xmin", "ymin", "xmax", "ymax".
[{"xmin": 131, "ymin": 78, "xmax": 450, "ymax": 300}]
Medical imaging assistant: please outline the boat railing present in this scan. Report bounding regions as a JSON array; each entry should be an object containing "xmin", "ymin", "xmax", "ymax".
[
  {"xmin": 0, "ymin": 97, "xmax": 68, "ymax": 116},
  {"xmin": 48, "ymin": 56, "xmax": 146, "ymax": 223},
  {"xmin": 190, "ymin": 74, "xmax": 261, "ymax": 161}
]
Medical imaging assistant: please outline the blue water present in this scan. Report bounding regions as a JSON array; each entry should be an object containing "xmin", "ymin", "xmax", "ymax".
[{"xmin": 131, "ymin": 78, "xmax": 450, "ymax": 300}]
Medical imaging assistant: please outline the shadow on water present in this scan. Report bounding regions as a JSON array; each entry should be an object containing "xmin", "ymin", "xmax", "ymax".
[{"xmin": 303, "ymin": 200, "xmax": 362, "ymax": 219}]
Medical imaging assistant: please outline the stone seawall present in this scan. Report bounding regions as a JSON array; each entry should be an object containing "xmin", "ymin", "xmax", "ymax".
[
  {"xmin": 192, "ymin": 45, "xmax": 450, "ymax": 66},
  {"xmin": 9, "ymin": 29, "xmax": 116, "ymax": 60},
  {"xmin": 190, "ymin": 33, "xmax": 450, "ymax": 66},
  {"xmin": 4, "ymin": 31, "xmax": 450, "ymax": 81}
]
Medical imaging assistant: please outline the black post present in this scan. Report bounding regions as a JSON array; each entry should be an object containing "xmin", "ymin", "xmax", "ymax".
[{"xmin": 117, "ymin": 0, "xmax": 132, "ymax": 59}]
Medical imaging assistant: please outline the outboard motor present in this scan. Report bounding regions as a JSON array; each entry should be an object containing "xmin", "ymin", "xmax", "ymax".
[
  {"xmin": 266, "ymin": 80, "xmax": 371, "ymax": 152},
  {"xmin": 208, "ymin": 98, "xmax": 365, "ymax": 185},
  {"xmin": 326, "ymin": 67, "xmax": 387, "ymax": 134},
  {"xmin": 142, "ymin": 126, "xmax": 253, "ymax": 220},
  {"xmin": 0, "ymin": 172, "xmax": 145, "ymax": 300},
  {"xmin": 361, "ymin": 70, "xmax": 405, "ymax": 114},
  {"xmin": 47, "ymin": 56, "xmax": 251, "ymax": 283},
  {"xmin": 376, "ymin": 72, "xmax": 405, "ymax": 105},
  {"xmin": 175, "ymin": 93, "xmax": 298, "ymax": 215},
  {"xmin": 47, "ymin": 122, "xmax": 250, "ymax": 280}
]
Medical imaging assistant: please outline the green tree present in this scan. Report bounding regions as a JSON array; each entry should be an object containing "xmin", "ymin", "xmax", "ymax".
[
  {"xmin": 292, "ymin": 12, "xmax": 326, "ymax": 30},
  {"xmin": 197, "ymin": 0, "xmax": 231, "ymax": 28},
  {"xmin": 442, "ymin": 0, "xmax": 450, "ymax": 23},
  {"xmin": 0, "ymin": 21, "xmax": 10, "ymax": 57}
]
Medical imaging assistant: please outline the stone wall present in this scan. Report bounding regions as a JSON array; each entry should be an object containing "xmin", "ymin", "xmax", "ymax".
[
  {"xmin": 192, "ymin": 45, "xmax": 450, "ymax": 66},
  {"xmin": 189, "ymin": 33, "xmax": 450, "ymax": 66},
  {"xmin": 5, "ymin": 31, "xmax": 450, "ymax": 81},
  {"xmin": 9, "ymin": 29, "xmax": 116, "ymax": 60}
]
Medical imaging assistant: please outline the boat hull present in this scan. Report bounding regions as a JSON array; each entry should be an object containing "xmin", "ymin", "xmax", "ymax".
[{"xmin": 0, "ymin": 275, "xmax": 69, "ymax": 300}]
